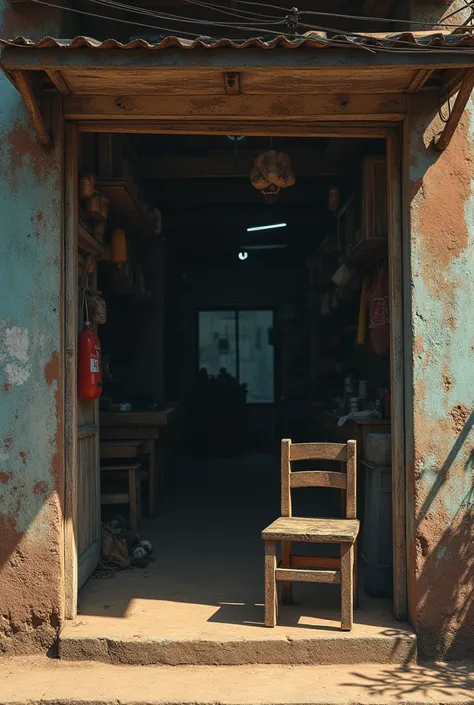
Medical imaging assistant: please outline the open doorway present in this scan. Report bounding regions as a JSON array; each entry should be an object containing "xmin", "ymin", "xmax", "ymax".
[{"xmin": 68, "ymin": 131, "xmax": 404, "ymax": 646}]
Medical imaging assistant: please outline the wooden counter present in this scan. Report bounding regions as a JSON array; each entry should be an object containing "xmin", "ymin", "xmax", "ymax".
[{"xmin": 100, "ymin": 408, "xmax": 176, "ymax": 428}]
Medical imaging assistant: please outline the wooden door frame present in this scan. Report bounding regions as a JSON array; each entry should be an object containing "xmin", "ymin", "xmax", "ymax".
[
  {"xmin": 63, "ymin": 119, "xmax": 407, "ymax": 621},
  {"xmin": 64, "ymin": 121, "xmax": 79, "ymax": 618}
]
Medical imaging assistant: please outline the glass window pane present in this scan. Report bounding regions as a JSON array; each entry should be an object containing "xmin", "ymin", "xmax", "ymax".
[
  {"xmin": 198, "ymin": 311, "xmax": 237, "ymax": 379},
  {"xmin": 238, "ymin": 311, "xmax": 274, "ymax": 403}
]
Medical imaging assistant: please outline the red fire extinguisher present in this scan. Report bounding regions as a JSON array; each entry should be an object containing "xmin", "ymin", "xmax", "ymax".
[{"xmin": 78, "ymin": 321, "xmax": 102, "ymax": 400}]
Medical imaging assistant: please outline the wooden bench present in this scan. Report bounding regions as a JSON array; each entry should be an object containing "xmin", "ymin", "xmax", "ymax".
[
  {"xmin": 262, "ymin": 439, "xmax": 359, "ymax": 631},
  {"xmin": 100, "ymin": 462, "xmax": 141, "ymax": 531}
]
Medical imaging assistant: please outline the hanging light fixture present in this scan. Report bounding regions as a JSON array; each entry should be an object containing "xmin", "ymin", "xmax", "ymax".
[{"xmin": 250, "ymin": 146, "xmax": 295, "ymax": 203}]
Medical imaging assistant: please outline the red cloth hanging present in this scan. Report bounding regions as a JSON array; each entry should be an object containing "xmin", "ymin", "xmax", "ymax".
[{"xmin": 368, "ymin": 268, "xmax": 390, "ymax": 355}]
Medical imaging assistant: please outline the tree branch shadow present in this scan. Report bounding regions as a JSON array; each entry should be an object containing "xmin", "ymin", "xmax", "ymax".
[{"xmin": 343, "ymin": 663, "xmax": 474, "ymax": 700}]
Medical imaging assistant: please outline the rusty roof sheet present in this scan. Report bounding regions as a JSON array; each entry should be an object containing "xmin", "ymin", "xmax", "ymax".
[{"xmin": 2, "ymin": 30, "xmax": 474, "ymax": 51}]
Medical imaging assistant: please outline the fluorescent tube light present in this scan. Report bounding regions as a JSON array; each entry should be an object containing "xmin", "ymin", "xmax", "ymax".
[
  {"xmin": 240, "ymin": 244, "xmax": 287, "ymax": 251},
  {"xmin": 246, "ymin": 223, "xmax": 287, "ymax": 232}
]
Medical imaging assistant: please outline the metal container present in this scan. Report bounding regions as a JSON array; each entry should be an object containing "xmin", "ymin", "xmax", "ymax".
[
  {"xmin": 349, "ymin": 397, "xmax": 359, "ymax": 413},
  {"xmin": 358, "ymin": 380, "xmax": 368, "ymax": 400}
]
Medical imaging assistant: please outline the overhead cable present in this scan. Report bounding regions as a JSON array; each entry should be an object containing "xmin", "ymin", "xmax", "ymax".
[
  {"xmin": 27, "ymin": 0, "xmax": 474, "ymax": 52},
  {"xmin": 87, "ymin": 0, "xmax": 286, "ymax": 27}
]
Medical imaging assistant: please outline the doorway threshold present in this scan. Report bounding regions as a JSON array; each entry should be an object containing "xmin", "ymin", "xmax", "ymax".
[
  {"xmin": 61, "ymin": 455, "xmax": 415, "ymax": 665},
  {"xmin": 59, "ymin": 588, "xmax": 416, "ymax": 665}
]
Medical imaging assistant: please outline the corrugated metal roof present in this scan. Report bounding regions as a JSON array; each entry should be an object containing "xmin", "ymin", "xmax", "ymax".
[{"xmin": 2, "ymin": 30, "xmax": 474, "ymax": 50}]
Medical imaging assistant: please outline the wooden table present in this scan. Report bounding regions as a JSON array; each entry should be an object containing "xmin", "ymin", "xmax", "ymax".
[{"xmin": 100, "ymin": 439, "xmax": 156, "ymax": 516}]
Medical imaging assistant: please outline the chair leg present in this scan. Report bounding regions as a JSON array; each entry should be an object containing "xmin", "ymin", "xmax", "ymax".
[
  {"xmin": 136, "ymin": 474, "xmax": 142, "ymax": 526},
  {"xmin": 281, "ymin": 540, "xmax": 292, "ymax": 605},
  {"xmin": 264, "ymin": 540, "xmax": 277, "ymax": 627},
  {"xmin": 128, "ymin": 468, "xmax": 138, "ymax": 532},
  {"xmin": 148, "ymin": 444, "xmax": 156, "ymax": 517},
  {"xmin": 341, "ymin": 542, "xmax": 354, "ymax": 631}
]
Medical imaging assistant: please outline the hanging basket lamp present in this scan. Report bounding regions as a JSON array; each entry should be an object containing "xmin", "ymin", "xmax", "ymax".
[{"xmin": 250, "ymin": 149, "xmax": 295, "ymax": 202}]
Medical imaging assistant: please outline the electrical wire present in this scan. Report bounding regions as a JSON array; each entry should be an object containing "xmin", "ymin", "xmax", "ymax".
[
  {"xmin": 179, "ymin": 0, "xmax": 285, "ymax": 22},
  {"xmin": 82, "ymin": 0, "xmax": 474, "ymax": 42},
  {"xmin": 87, "ymin": 0, "xmax": 287, "ymax": 28},
  {"xmin": 207, "ymin": 0, "xmax": 474, "ymax": 30},
  {"xmin": 26, "ymin": 0, "xmax": 474, "ymax": 52},
  {"xmin": 28, "ymin": 0, "xmax": 218, "ymax": 38},
  {"xmin": 301, "ymin": 3, "xmax": 474, "ymax": 29},
  {"xmin": 84, "ymin": 0, "xmax": 474, "ymax": 53},
  {"xmin": 28, "ymin": 0, "xmax": 326, "ymax": 40}
]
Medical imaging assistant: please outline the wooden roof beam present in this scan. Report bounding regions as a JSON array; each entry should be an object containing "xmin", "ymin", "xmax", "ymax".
[
  {"xmin": 434, "ymin": 68, "xmax": 474, "ymax": 151},
  {"xmin": 12, "ymin": 70, "xmax": 51, "ymax": 147},
  {"xmin": 46, "ymin": 69, "xmax": 71, "ymax": 95},
  {"xmin": 4, "ymin": 47, "xmax": 474, "ymax": 71},
  {"xmin": 407, "ymin": 69, "xmax": 434, "ymax": 94}
]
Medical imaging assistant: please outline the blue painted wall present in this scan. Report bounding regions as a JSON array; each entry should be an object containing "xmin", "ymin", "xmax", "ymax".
[{"xmin": 0, "ymin": 2, "xmax": 65, "ymax": 653}]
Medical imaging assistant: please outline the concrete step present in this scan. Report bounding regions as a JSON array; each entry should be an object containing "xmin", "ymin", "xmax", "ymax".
[
  {"xmin": 59, "ymin": 627, "xmax": 417, "ymax": 666},
  {"xmin": 59, "ymin": 590, "xmax": 417, "ymax": 667},
  {"xmin": 2, "ymin": 657, "xmax": 474, "ymax": 704}
]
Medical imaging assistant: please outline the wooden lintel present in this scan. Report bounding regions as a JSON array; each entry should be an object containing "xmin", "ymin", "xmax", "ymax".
[
  {"xmin": 63, "ymin": 93, "xmax": 406, "ymax": 122},
  {"xmin": 434, "ymin": 68, "xmax": 474, "ymax": 151},
  {"xmin": 46, "ymin": 69, "xmax": 71, "ymax": 95},
  {"xmin": 407, "ymin": 69, "xmax": 434, "ymax": 94},
  {"xmin": 12, "ymin": 70, "xmax": 51, "ymax": 147},
  {"xmin": 77, "ymin": 119, "xmax": 395, "ymax": 138}
]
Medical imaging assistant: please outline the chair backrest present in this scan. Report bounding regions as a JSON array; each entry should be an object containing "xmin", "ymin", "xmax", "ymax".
[{"xmin": 281, "ymin": 439, "xmax": 357, "ymax": 519}]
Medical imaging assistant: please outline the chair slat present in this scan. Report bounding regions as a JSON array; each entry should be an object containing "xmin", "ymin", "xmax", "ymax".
[
  {"xmin": 275, "ymin": 568, "xmax": 341, "ymax": 584},
  {"xmin": 290, "ymin": 470, "xmax": 347, "ymax": 490},
  {"xmin": 289, "ymin": 442, "xmax": 347, "ymax": 462},
  {"xmin": 291, "ymin": 555, "xmax": 341, "ymax": 569}
]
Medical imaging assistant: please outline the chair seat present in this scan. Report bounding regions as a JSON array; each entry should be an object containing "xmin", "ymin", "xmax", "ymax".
[{"xmin": 262, "ymin": 516, "xmax": 360, "ymax": 544}]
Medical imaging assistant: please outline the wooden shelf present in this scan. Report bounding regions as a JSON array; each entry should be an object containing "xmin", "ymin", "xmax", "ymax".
[
  {"xmin": 78, "ymin": 223, "xmax": 109, "ymax": 259},
  {"xmin": 96, "ymin": 177, "xmax": 156, "ymax": 238}
]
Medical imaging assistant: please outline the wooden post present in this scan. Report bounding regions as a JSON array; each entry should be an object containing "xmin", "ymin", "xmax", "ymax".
[
  {"xmin": 387, "ymin": 129, "xmax": 407, "ymax": 621},
  {"xmin": 64, "ymin": 122, "xmax": 79, "ymax": 619}
]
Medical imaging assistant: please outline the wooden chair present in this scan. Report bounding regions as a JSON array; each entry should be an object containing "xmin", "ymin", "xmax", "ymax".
[
  {"xmin": 261, "ymin": 439, "xmax": 359, "ymax": 631},
  {"xmin": 100, "ymin": 430, "xmax": 160, "ymax": 516},
  {"xmin": 100, "ymin": 462, "xmax": 141, "ymax": 531}
]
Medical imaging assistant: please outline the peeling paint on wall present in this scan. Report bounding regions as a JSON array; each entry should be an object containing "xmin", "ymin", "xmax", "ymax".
[
  {"xmin": 407, "ymin": 92, "xmax": 474, "ymax": 659},
  {"xmin": 0, "ymin": 0, "xmax": 64, "ymax": 655}
]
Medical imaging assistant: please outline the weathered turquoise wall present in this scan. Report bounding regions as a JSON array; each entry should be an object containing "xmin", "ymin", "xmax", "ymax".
[
  {"xmin": 0, "ymin": 2, "xmax": 65, "ymax": 653},
  {"xmin": 406, "ymin": 92, "xmax": 474, "ymax": 658}
]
